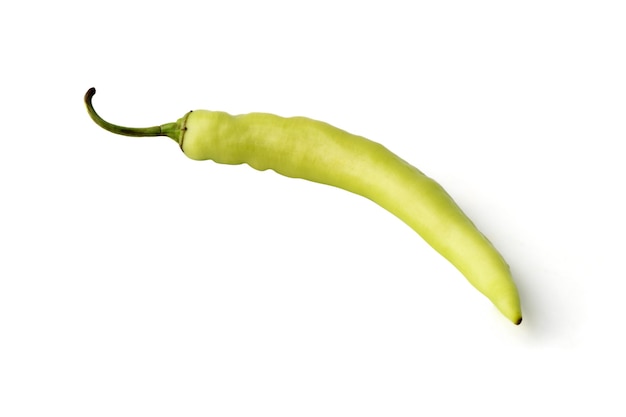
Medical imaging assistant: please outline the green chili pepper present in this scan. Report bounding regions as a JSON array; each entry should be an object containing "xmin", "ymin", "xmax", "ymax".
[{"xmin": 84, "ymin": 87, "xmax": 522, "ymax": 325}]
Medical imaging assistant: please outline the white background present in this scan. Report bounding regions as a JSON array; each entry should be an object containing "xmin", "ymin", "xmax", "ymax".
[{"xmin": 1, "ymin": 1, "xmax": 624, "ymax": 415}]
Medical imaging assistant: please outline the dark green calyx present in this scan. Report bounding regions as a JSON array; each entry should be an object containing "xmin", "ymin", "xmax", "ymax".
[{"xmin": 84, "ymin": 87, "xmax": 180, "ymax": 142}]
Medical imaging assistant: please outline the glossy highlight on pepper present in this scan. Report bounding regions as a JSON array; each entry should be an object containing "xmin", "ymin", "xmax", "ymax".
[{"xmin": 84, "ymin": 87, "xmax": 522, "ymax": 325}]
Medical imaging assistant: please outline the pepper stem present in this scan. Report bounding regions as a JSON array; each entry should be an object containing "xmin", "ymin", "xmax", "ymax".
[{"xmin": 84, "ymin": 87, "xmax": 180, "ymax": 142}]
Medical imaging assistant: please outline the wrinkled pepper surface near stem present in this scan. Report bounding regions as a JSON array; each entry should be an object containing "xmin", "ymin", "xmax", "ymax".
[{"xmin": 84, "ymin": 87, "xmax": 522, "ymax": 325}]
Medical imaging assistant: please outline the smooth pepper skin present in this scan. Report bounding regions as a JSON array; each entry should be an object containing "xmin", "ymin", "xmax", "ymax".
[{"xmin": 85, "ymin": 88, "xmax": 522, "ymax": 325}]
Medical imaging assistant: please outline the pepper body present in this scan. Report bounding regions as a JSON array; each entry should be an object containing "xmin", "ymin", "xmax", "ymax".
[{"xmin": 179, "ymin": 110, "xmax": 522, "ymax": 324}]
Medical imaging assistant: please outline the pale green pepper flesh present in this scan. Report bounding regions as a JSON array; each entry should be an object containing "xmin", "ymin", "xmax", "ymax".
[{"xmin": 84, "ymin": 88, "xmax": 522, "ymax": 325}]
